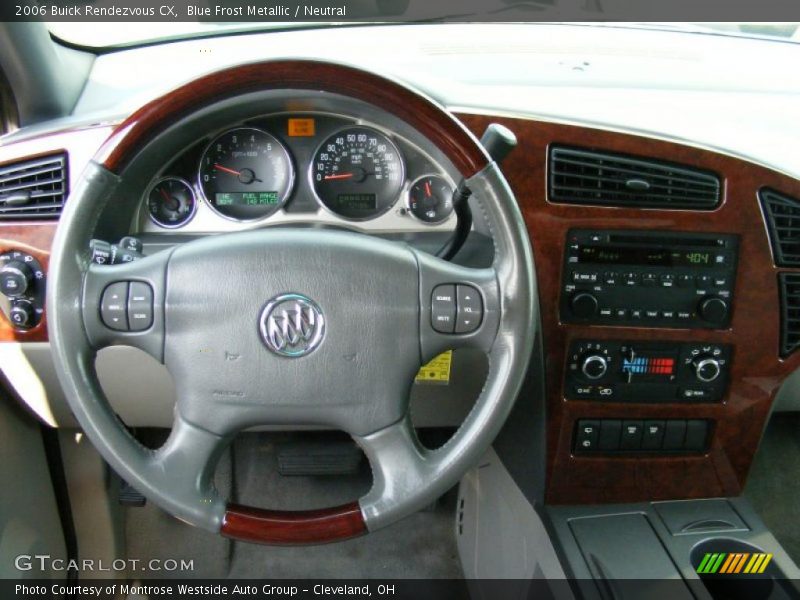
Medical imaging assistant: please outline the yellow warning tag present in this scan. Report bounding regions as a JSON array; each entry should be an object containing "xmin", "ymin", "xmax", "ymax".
[{"xmin": 415, "ymin": 350, "xmax": 453, "ymax": 385}]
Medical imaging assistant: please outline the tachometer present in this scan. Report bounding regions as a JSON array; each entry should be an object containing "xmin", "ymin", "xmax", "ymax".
[
  {"xmin": 310, "ymin": 127, "xmax": 404, "ymax": 220},
  {"xmin": 198, "ymin": 127, "xmax": 294, "ymax": 221}
]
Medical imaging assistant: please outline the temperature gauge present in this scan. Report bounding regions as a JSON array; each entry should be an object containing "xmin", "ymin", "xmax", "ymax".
[
  {"xmin": 407, "ymin": 175, "xmax": 454, "ymax": 224},
  {"xmin": 147, "ymin": 177, "xmax": 196, "ymax": 228}
]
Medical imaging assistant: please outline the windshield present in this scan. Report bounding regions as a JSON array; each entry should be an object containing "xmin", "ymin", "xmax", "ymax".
[{"xmin": 47, "ymin": 21, "xmax": 800, "ymax": 49}]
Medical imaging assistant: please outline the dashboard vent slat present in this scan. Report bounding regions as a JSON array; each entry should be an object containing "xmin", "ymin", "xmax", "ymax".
[
  {"xmin": 760, "ymin": 189, "xmax": 800, "ymax": 267},
  {"xmin": 548, "ymin": 146, "xmax": 721, "ymax": 210},
  {"xmin": 779, "ymin": 273, "xmax": 800, "ymax": 357},
  {"xmin": 0, "ymin": 153, "xmax": 68, "ymax": 220}
]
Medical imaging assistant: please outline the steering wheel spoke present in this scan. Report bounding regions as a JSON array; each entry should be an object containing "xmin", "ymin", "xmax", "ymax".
[
  {"xmin": 81, "ymin": 250, "xmax": 171, "ymax": 361},
  {"xmin": 140, "ymin": 412, "xmax": 229, "ymax": 530}
]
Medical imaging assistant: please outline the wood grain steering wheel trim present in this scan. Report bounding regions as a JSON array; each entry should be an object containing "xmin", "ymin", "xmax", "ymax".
[
  {"xmin": 221, "ymin": 502, "xmax": 367, "ymax": 545},
  {"xmin": 95, "ymin": 59, "xmax": 489, "ymax": 179}
]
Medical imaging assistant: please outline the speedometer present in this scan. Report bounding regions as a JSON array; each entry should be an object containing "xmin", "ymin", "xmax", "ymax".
[
  {"xmin": 310, "ymin": 127, "xmax": 405, "ymax": 220},
  {"xmin": 198, "ymin": 127, "xmax": 294, "ymax": 221}
]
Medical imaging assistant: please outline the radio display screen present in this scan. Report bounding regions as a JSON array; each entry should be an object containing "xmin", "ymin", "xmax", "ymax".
[{"xmin": 577, "ymin": 245, "xmax": 716, "ymax": 268}]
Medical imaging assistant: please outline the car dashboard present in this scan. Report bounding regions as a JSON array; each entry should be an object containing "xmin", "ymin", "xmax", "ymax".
[{"xmin": 1, "ymin": 23, "xmax": 800, "ymax": 512}]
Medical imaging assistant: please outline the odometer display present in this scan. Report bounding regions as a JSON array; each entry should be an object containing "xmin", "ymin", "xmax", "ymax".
[
  {"xmin": 199, "ymin": 127, "xmax": 294, "ymax": 221},
  {"xmin": 310, "ymin": 127, "xmax": 404, "ymax": 220}
]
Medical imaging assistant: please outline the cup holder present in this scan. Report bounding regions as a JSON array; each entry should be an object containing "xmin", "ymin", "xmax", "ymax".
[{"xmin": 690, "ymin": 539, "xmax": 798, "ymax": 600}]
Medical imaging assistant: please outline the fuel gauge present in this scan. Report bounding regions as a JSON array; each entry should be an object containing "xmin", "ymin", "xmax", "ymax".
[
  {"xmin": 407, "ymin": 175, "xmax": 454, "ymax": 224},
  {"xmin": 147, "ymin": 177, "xmax": 196, "ymax": 228}
]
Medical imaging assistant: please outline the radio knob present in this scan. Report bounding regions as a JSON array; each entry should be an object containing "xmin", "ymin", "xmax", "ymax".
[
  {"xmin": 581, "ymin": 354, "xmax": 608, "ymax": 380},
  {"xmin": 570, "ymin": 292, "xmax": 599, "ymax": 318},
  {"xmin": 0, "ymin": 260, "xmax": 33, "ymax": 298},
  {"xmin": 693, "ymin": 356, "xmax": 721, "ymax": 383},
  {"xmin": 698, "ymin": 296, "xmax": 729, "ymax": 325}
]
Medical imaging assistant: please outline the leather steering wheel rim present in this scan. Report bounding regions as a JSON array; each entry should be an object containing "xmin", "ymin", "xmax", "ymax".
[{"xmin": 47, "ymin": 60, "xmax": 537, "ymax": 545}]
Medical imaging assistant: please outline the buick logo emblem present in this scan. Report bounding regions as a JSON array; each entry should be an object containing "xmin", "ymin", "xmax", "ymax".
[{"xmin": 259, "ymin": 294, "xmax": 325, "ymax": 358}]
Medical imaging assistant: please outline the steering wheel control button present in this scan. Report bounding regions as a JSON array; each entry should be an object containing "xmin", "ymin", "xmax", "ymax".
[
  {"xmin": 127, "ymin": 282, "xmax": 154, "ymax": 331},
  {"xmin": 431, "ymin": 284, "xmax": 456, "ymax": 333},
  {"xmin": 101, "ymin": 281, "xmax": 129, "ymax": 331},
  {"xmin": 259, "ymin": 293, "xmax": 325, "ymax": 358},
  {"xmin": 0, "ymin": 260, "xmax": 33, "ymax": 297},
  {"xmin": 455, "ymin": 285, "xmax": 483, "ymax": 333}
]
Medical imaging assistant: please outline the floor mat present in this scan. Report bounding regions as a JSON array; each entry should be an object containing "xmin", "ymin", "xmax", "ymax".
[
  {"xmin": 123, "ymin": 431, "xmax": 463, "ymax": 579},
  {"xmin": 745, "ymin": 413, "xmax": 800, "ymax": 563}
]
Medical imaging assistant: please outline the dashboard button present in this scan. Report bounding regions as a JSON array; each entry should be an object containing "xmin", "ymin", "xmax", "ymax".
[
  {"xmin": 641, "ymin": 273, "xmax": 657, "ymax": 287},
  {"xmin": 431, "ymin": 284, "xmax": 456, "ymax": 333},
  {"xmin": 620, "ymin": 420, "xmax": 644, "ymax": 450},
  {"xmin": 696, "ymin": 274, "xmax": 713, "ymax": 289},
  {"xmin": 680, "ymin": 388, "xmax": 712, "ymax": 400},
  {"xmin": 599, "ymin": 420, "xmax": 622, "ymax": 450},
  {"xmin": 455, "ymin": 284, "xmax": 482, "ymax": 334},
  {"xmin": 575, "ymin": 420, "xmax": 600, "ymax": 452},
  {"xmin": 641, "ymin": 420, "xmax": 666, "ymax": 450},
  {"xmin": 101, "ymin": 282, "xmax": 129, "ymax": 331},
  {"xmin": 128, "ymin": 281, "xmax": 154, "ymax": 331},
  {"xmin": 663, "ymin": 420, "xmax": 687, "ymax": 450},
  {"xmin": 684, "ymin": 420, "xmax": 709, "ymax": 451}
]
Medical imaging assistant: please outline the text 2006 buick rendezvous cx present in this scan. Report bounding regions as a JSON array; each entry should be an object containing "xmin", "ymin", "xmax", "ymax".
[{"xmin": 1, "ymin": 17, "xmax": 800, "ymax": 599}]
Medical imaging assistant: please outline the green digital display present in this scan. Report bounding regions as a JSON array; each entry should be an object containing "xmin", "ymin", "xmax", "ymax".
[
  {"xmin": 336, "ymin": 194, "xmax": 377, "ymax": 211},
  {"xmin": 215, "ymin": 192, "xmax": 280, "ymax": 206},
  {"xmin": 578, "ymin": 246, "xmax": 716, "ymax": 267}
]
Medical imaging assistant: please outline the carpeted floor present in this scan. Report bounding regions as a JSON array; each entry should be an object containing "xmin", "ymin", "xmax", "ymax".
[
  {"xmin": 745, "ymin": 412, "xmax": 800, "ymax": 563},
  {"xmin": 124, "ymin": 431, "xmax": 463, "ymax": 579}
]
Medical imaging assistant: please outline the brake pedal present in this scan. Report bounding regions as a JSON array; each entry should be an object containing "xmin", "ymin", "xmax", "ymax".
[{"xmin": 277, "ymin": 441, "xmax": 363, "ymax": 476}]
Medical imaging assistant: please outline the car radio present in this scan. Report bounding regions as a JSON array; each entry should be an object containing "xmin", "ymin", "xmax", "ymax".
[
  {"xmin": 560, "ymin": 230, "xmax": 738, "ymax": 329},
  {"xmin": 565, "ymin": 339, "xmax": 731, "ymax": 403}
]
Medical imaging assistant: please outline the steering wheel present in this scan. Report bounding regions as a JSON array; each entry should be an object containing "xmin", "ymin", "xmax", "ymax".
[{"xmin": 47, "ymin": 60, "xmax": 536, "ymax": 545}]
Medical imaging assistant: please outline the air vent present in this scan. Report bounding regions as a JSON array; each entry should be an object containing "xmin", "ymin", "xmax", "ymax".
[
  {"xmin": 779, "ymin": 273, "xmax": 800, "ymax": 357},
  {"xmin": 760, "ymin": 189, "xmax": 800, "ymax": 267},
  {"xmin": 548, "ymin": 146, "xmax": 721, "ymax": 210},
  {"xmin": 0, "ymin": 153, "xmax": 68, "ymax": 220}
]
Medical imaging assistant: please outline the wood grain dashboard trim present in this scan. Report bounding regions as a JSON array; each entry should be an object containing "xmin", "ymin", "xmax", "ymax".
[{"xmin": 457, "ymin": 112, "xmax": 800, "ymax": 505}]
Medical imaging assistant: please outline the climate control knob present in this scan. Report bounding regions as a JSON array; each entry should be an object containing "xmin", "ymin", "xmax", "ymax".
[
  {"xmin": 570, "ymin": 292, "xmax": 599, "ymax": 318},
  {"xmin": 693, "ymin": 356, "xmax": 721, "ymax": 383},
  {"xmin": 0, "ymin": 260, "xmax": 33, "ymax": 298},
  {"xmin": 698, "ymin": 296, "xmax": 729, "ymax": 326},
  {"xmin": 581, "ymin": 354, "xmax": 608, "ymax": 380},
  {"xmin": 9, "ymin": 299, "xmax": 35, "ymax": 328}
]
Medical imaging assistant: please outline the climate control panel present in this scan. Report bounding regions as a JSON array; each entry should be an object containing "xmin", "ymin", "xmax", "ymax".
[
  {"xmin": 565, "ymin": 339, "xmax": 731, "ymax": 403},
  {"xmin": 0, "ymin": 250, "xmax": 45, "ymax": 330}
]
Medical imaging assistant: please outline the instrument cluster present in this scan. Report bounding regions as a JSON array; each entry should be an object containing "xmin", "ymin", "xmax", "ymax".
[{"xmin": 140, "ymin": 113, "xmax": 458, "ymax": 232}]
